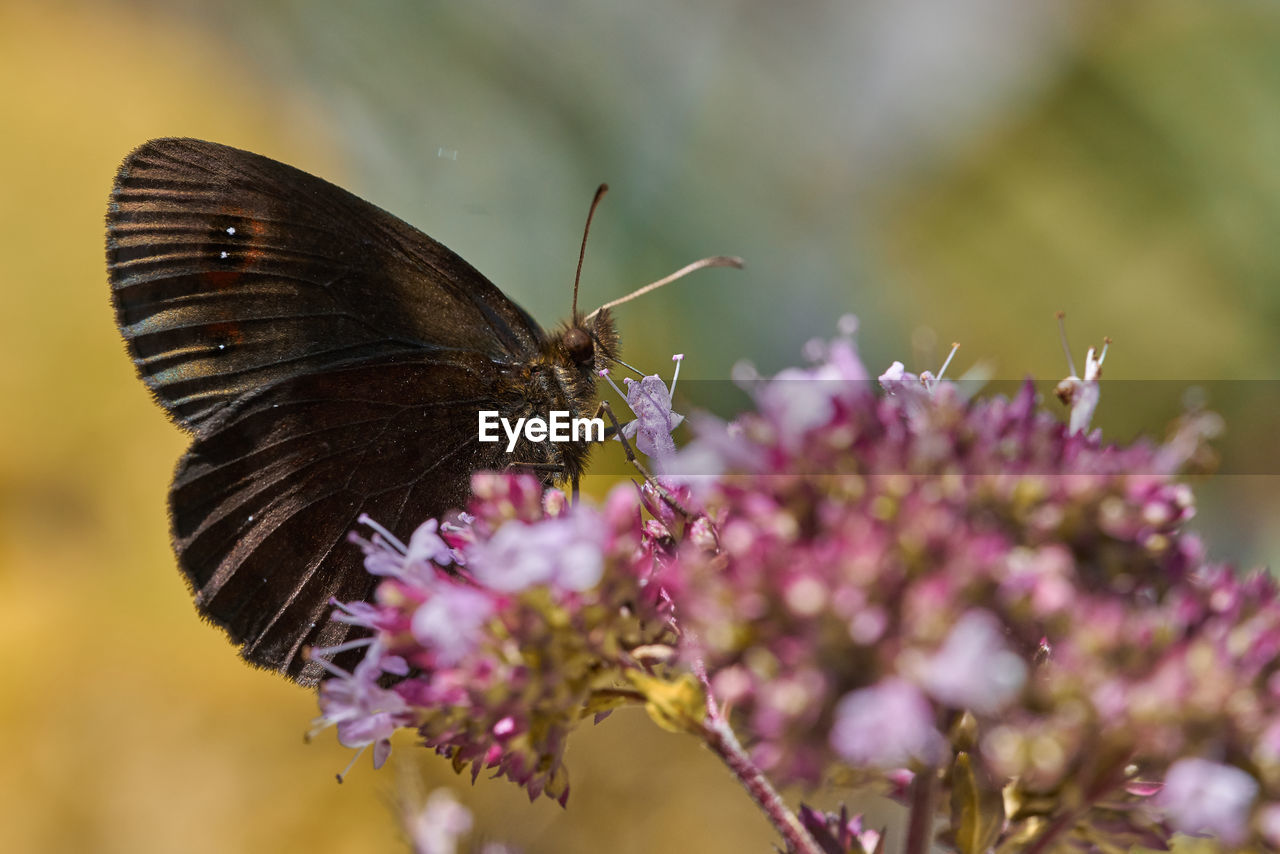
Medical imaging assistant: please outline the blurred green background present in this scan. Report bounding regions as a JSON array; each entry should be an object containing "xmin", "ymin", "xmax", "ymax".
[{"xmin": 4, "ymin": 0, "xmax": 1280, "ymax": 851}]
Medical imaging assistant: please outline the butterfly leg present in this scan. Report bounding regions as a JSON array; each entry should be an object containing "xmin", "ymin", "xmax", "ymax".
[{"xmin": 591, "ymin": 401, "xmax": 692, "ymax": 516}]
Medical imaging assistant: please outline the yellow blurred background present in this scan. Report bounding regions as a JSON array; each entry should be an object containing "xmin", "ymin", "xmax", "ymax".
[{"xmin": 3, "ymin": 1, "xmax": 1280, "ymax": 851}]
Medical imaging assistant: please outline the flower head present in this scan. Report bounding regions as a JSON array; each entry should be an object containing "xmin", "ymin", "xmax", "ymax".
[
  {"xmin": 318, "ymin": 474, "xmax": 675, "ymax": 804},
  {"xmin": 658, "ymin": 318, "xmax": 1280, "ymax": 849}
]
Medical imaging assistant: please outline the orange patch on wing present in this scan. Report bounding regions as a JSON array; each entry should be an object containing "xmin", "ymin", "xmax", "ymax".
[
  {"xmin": 244, "ymin": 216, "xmax": 268, "ymax": 265},
  {"xmin": 204, "ymin": 320, "xmax": 245, "ymax": 347},
  {"xmin": 202, "ymin": 269, "xmax": 242, "ymax": 288},
  {"xmin": 201, "ymin": 211, "xmax": 269, "ymax": 289}
]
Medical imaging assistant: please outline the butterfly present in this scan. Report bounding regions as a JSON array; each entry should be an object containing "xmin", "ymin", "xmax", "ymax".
[{"xmin": 106, "ymin": 138, "xmax": 737, "ymax": 685}]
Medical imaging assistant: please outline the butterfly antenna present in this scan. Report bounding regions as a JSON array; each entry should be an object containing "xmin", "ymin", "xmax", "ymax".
[
  {"xmin": 606, "ymin": 353, "xmax": 648, "ymax": 378},
  {"xmin": 585, "ymin": 255, "xmax": 744, "ymax": 320},
  {"xmin": 574, "ymin": 184, "xmax": 610, "ymax": 321},
  {"xmin": 1056, "ymin": 311, "xmax": 1078, "ymax": 377}
]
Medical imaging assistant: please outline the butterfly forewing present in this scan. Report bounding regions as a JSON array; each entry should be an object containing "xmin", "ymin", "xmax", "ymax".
[{"xmin": 107, "ymin": 138, "xmax": 545, "ymax": 429}]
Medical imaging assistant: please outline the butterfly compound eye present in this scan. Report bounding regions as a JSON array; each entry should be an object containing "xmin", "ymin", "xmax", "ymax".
[{"xmin": 563, "ymin": 327, "xmax": 595, "ymax": 366}]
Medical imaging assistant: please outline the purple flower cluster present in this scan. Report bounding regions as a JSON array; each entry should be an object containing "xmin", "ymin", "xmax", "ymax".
[
  {"xmin": 663, "ymin": 320, "xmax": 1276, "ymax": 845},
  {"xmin": 313, "ymin": 475, "xmax": 673, "ymax": 805},
  {"xmin": 315, "ymin": 316, "xmax": 1279, "ymax": 850}
]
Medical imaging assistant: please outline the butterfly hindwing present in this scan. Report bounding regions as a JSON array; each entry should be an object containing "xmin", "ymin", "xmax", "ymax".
[{"xmin": 171, "ymin": 349, "xmax": 518, "ymax": 684}]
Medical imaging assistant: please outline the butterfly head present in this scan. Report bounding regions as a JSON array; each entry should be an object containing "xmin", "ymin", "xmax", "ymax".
[{"xmin": 553, "ymin": 308, "xmax": 618, "ymax": 384}]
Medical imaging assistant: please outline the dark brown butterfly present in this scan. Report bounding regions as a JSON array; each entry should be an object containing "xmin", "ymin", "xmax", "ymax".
[{"xmin": 106, "ymin": 138, "xmax": 735, "ymax": 685}]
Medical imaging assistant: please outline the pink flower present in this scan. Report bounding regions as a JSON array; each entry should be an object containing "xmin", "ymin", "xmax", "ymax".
[
  {"xmin": 349, "ymin": 514, "xmax": 454, "ymax": 586},
  {"xmin": 410, "ymin": 584, "xmax": 496, "ymax": 665},
  {"xmin": 604, "ymin": 354, "xmax": 686, "ymax": 463},
  {"xmin": 313, "ymin": 643, "xmax": 413, "ymax": 772},
  {"xmin": 409, "ymin": 790, "xmax": 472, "ymax": 854},
  {"xmin": 467, "ymin": 510, "xmax": 607, "ymax": 592},
  {"xmin": 1158, "ymin": 758, "xmax": 1258, "ymax": 844},
  {"xmin": 922, "ymin": 610, "xmax": 1027, "ymax": 715},
  {"xmin": 621, "ymin": 373, "xmax": 684, "ymax": 461},
  {"xmin": 830, "ymin": 679, "xmax": 945, "ymax": 768}
]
